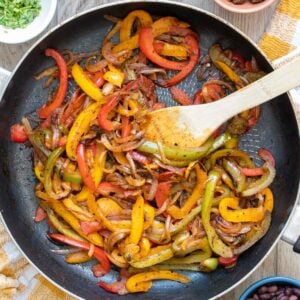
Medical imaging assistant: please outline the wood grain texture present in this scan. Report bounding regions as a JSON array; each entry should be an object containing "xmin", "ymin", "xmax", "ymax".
[{"xmin": 0, "ymin": 1, "xmax": 299, "ymax": 300}]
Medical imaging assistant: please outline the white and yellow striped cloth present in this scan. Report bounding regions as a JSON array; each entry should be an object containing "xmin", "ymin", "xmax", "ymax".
[{"xmin": 1, "ymin": 1, "xmax": 300, "ymax": 299}]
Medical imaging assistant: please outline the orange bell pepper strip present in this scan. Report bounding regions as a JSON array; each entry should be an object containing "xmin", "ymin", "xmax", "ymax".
[
  {"xmin": 120, "ymin": 10, "xmax": 153, "ymax": 42},
  {"xmin": 167, "ymin": 165, "xmax": 207, "ymax": 219},
  {"xmin": 219, "ymin": 197, "xmax": 265, "ymax": 223},
  {"xmin": 261, "ymin": 188, "xmax": 274, "ymax": 212},
  {"xmin": 38, "ymin": 49, "xmax": 68, "ymax": 119},
  {"xmin": 77, "ymin": 143, "xmax": 96, "ymax": 193},
  {"xmin": 48, "ymin": 233, "xmax": 110, "ymax": 275},
  {"xmin": 129, "ymin": 195, "xmax": 144, "ymax": 244},
  {"xmin": 91, "ymin": 145, "xmax": 107, "ymax": 187},
  {"xmin": 153, "ymin": 41, "xmax": 188, "ymax": 58},
  {"xmin": 143, "ymin": 204, "xmax": 155, "ymax": 230},
  {"xmin": 71, "ymin": 63, "xmax": 104, "ymax": 102},
  {"xmin": 126, "ymin": 270, "xmax": 190, "ymax": 293},
  {"xmin": 139, "ymin": 27, "xmax": 187, "ymax": 70}
]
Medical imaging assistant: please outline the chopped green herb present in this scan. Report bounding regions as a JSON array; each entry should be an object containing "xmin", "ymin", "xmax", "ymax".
[{"xmin": 0, "ymin": 0, "xmax": 41, "ymax": 29}]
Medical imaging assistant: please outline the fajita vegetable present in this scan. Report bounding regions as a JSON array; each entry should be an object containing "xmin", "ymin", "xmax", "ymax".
[{"xmin": 10, "ymin": 10, "xmax": 275, "ymax": 295}]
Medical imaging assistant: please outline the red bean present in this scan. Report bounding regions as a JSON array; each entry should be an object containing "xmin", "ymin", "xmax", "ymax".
[
  {"xmin": 292, "ymin": 288, "xmax": 300, "ymax": 297},
  {"xmin": 268, "ymin": 286, "xmax": 278, "ymax": 293},
  {"xmin": 259, "ymin": 294, "xmax": 272, "ymax": 299},
  {"xmin": 289, "ymin": 296, "xmax": 298, "ymax": 300}
]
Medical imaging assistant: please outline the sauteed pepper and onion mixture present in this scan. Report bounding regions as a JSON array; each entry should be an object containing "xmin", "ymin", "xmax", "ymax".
[{"xmin": 10, "ymin": 11, "xmax": 276, "ymax": 295}]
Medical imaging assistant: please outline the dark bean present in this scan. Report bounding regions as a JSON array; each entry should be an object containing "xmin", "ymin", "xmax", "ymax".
[
  {"xmin": 253, "ymin": 293, "xmax": 260, "ymax": 300},
  {"xmin": 292, "ymin": 288, "xmax": 300, "ymax": 297},
  {"xmin": 268, "ymin": 286, "xmax": 279, "ymax": 293},
  {"xmin": 288, "ymin": 296, "xmax": 298, "ymax": 300},
  {"xmin": 260, "ymin": 294, "xmax": 272, "ymax": 300},
  {"xmin": 258, "ymin": 286, "xmax": 269, "ymax": 294},
  {"xmin": 285, "ymin": 288, "xmax": 292, "ymax": 296}
]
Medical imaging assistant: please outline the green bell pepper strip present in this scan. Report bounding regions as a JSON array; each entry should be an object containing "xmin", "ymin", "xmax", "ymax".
[
  {"xmin": 29, "ymin": 130, "xmax": 51, "ymax": 161},
  {"xmin": 62, "ymin": 171, "xmax": 82, "ymax": 184},
  {"xmin": 206, "ymin": 133, "xmax": 232, "ymax": 155},
  {"xmin": 223, "ymin": 159, "xmax": 246, "ymax": 193},
  {"xmin": 138, "ymin": 138, "xmax": 213, "ymax": 161},
  {"xmin": 44, "ymin": 147, "xmax": 65, "ymax": 199},
  {"xmin": 201, "ymin": 170, "xmax": 234, "ymax": 258}
]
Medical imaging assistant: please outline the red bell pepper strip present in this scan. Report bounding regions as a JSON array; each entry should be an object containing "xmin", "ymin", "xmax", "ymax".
[
  {"xmin": 92, "ymin": 71, "xmax": 105, "ymax": 87},
  {"xmin": 38, "ymin": 49, "xmax": 68, "ymax": 119},
  {"xmin": 96, "ymin": 182, "xmax": 125, "ymax": 195},
  {"xmin": 10, "ymin": 123, "xmax": 28, "ymax": 143},
  {"xmin": 193, "ymin": 89, "xmax": 203, "ymax": 105},
  {"xmin": 121, "ymin": 116, "xmax": 131, "ymax": 138},
  {"xmin": 247, "ymin": 106, "xmax": 260, "ymax": 130},
  {"xmin": 98, "ymin": 96, "xmax": 119, "ymax": 131},
  {"xmin": 34, "ymin": 206, "xmax": 47, "ymax": 223},
  {"xmin": 258, "ymin": 148, "xmax": 275, "ymax": 167},
  {"xmin": 77, "ymin": 144, "xmax": 96, "ymax": 192},
  {"xmin": 57, "ymin": 136, "xmax": 67, "ymax": 147},
  {"xmin": 155, "ymin": 182, "xmax": 171, "ymax": 208},
  {"xmin": 219, "ymin": 256, "xmax": 238, "ymax": 267},
  {"xmin": 98, "ymin": 280, "xmax": 128, "ymax": 295},
  {"xmin": 157, "ymin": 34, "xmax": 200, "ymax": 87},
  {"xmin": 239, "ymin": 167, "xmax": 264, "ymax": 177},
  {"xmin": 138, "ymin": 27, "xmax": 187, "ymax": 70},
  {"xmin": 48, "ymin": 233, "xmax": 110, "ymax": 274},
  {"xmin": 158, "ymin": 171, "xmax": 178, "ymax": 182},
  {"xmin": 170, "ymin": 86, "xmax": 193, "ymax": 105},
  {"xmin": 231, "ymin": 52, "xmax": 245, "ymax": 68}
]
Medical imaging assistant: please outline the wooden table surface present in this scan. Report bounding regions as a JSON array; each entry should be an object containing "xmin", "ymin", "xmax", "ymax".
[{"xmin": 0, "ymin": 1, "xmax": 299, "ymax": 299}]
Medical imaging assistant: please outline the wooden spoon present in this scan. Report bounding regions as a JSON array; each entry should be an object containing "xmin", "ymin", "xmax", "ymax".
[{"xmin": 143, "ymin": 56, "xmax": 300, "ymax": 148}]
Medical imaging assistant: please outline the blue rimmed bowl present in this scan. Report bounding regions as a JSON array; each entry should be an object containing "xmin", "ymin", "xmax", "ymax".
[{"xmin": 240, "ymin": 276, "xmax": 300, "ymax": 300}]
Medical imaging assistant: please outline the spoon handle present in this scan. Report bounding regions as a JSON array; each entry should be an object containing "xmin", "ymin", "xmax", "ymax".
[{"xmin": 202, "ymin": 55, "xmax": 300, "ymax": 120}]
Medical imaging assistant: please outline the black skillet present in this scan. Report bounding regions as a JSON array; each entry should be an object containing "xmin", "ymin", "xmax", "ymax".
[{"xmin": 0, "ymin": 1, "xmax": 299, "ymax": 299}]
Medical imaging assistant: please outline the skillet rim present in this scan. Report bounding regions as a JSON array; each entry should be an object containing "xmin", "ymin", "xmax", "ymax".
[{"xmin": 0, "ymin": 1, "xmax": 299, "ymax": 299}]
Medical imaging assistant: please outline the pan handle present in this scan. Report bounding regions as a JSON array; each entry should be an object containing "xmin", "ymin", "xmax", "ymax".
[
  {"xmin": 0, "ymin": 67, "xmax": 12, "ymax": 100},
  {"xmin": 273, "ymin": 50, "xmax": 300, "ymax": 254}
]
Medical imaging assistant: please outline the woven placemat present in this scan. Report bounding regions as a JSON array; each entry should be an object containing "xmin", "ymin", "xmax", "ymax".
[{"xmin": 1, "ymin": 1, "xmax": 300, "ymax": 298}]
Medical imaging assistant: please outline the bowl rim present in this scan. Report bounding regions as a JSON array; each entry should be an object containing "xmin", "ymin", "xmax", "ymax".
[
  {"xmin": 214, "ymin": 0, "xmax": 276, "ymax": 14},
  {"xmin": 239, "ymin": 276, "xmax": 300, "ymax": 299},
  {"xmin": 0, "ymin": 0, "xmax": 57, "ymax": 44}
]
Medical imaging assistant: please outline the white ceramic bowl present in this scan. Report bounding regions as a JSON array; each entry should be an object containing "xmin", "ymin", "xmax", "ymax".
[{"xmin": 0, "ymin": 0, "xmax": 57, "ymax": 44}]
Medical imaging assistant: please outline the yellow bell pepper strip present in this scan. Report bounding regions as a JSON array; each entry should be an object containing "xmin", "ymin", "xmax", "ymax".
[
  {"xmin": 48, "ymin": 233, "xmax": 110, "ymax": 275},
  {"xmin": 47, "ymin": 209, "xmax": 86, "ymax": 242},
  {"xmin": 210, "ymin": 149, "xmax": 254, "ymax": 168},
  {"xmin": 261, "ymin": 188, "xmax": 274, "ymax": 212},
  {"xmin": 65, "ymin": 251, "xmax": 93, "ymax": 264},
  {"xmin": 36, "ymin": 191, "xmax": 103, "ymax": 246},
  {"xmin": 86, "ymin": 191, "xmax": 117, "ymax": 232},
  {"xmin": 66, "ymin": 101, "xmax": 101, "ymax": 161},
  {"xmin": 125, "ymin": 246, "xmax": 173, "ymax": 268},
  {"xmin": 117, "ymin": 99, "xmax": 139, "ymax": 116},
  {"xmin": 44, "ymin": 147, "xmax": 65, "ymax": 200},
  {"xmin": 97, "ymin": 198, "xmax": 123, "ymax": 216},
  {"xmin": 125, "ymin": 270, "xmax": 190, "ymax": 293},
  {"xmin": 139, "ymin": 238, "xmax": 151, "ymax": 258},
  {"xmin": 219, "ymin": 197, "xmax": 265, "ymax": 223},
  {"xmin": 139, "ymin": 27, "xmax": 187, "ymax": 71},
  {"xmin": 167, "ymin": 165, "xmax": 207, "ymax": 219},
  {"xmin": 170, "ymin": 205, "xmax": 202, "ymax": 236},
  {"xmin": 91, "ymin": 147, "xmax": 107, "ymax": 187},
  {"xmin": 120, "ymin": 10, "xmax": 153, "ymax": 42},
  {"xmin": 62, "ymin": 198, "xmax": 94, "ymax": 222},
  {"xmin": 103, "ymin": 65, "xmax": 125, "ymax": 88},
  {"xmin": 241, "ymin": 162, "xmax": 276, "ymax": 197},
  {"xmin": 233, "ymin": 211, "xmax": 271, "ymax": 255},
  {"xmin": 34, "ymin": 161, "xmax": 44, "ymax": 183},
  {"xmin": 202, "ymin": 170, "xmax": 234, "ymax": 258},
  {"xmin": 214, "ymin": 61, "xmax": 242, "ymax": 88},
  {"xmin": 138, "ymin": 138, "xmax": 213, "ymax": 162},
  {"xmin": 143, "ymin": 204, "xmax": 155, "ymax": 230},
  {"xmin": 71, "ymin": 63, "xmax": 104, "ymax": 102},
  {"xmin": 153, "ymin": 41, "xmax": 188, "ymax": 58},
  {"xmin": 129, "ymin": 195, "xmax": 144, "ymax": 244},
  {"xmin": 74, "ymin": 186, "xmax": 90, "ymax": 202},
  {"xmin": 222, "ymin": 159, "xmax": 246, "ymax": 193},
  {"xmin": 113, "ymin": 16, "xmax": 189, "ymax": 54}
]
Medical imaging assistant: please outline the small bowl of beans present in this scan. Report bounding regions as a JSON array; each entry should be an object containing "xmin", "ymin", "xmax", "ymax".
[
  {"xmin": 240, "ymin": 276, "xmax": 300, "ymax": 300},
  {"xmin": 214, "ymin": 0, "xmax": 277, "ymax": 14}
]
